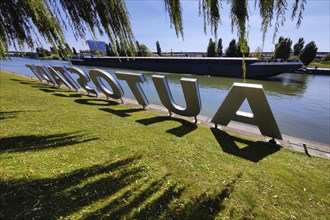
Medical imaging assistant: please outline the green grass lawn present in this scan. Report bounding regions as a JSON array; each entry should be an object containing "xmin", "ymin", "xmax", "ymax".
[
  {"xmin": 0, "ymin": 71, "xmax": 329, "ymax": 219},
  {"xmin": 309, "ymin": 62, "xmax": 330, "ymax": 69}
]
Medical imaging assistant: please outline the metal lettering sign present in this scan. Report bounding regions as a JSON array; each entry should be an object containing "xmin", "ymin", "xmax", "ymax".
[
  {"xmin": 51, "ymin": 66, "xmax": 80, "ymax": 91},
  {"xmin": 115, "ymin": 72, "xmax": 149, "ymax": 108},
  {"xmin": 26, "ymin": 64, "xmax": 45, "ymax": 82},
  {"xmin": 211, "ymin": 83, "xmax": 282, "ymax": 139},
  {"xmin": 26, "ymin": 64, "xmax": 282, "ymax": 139},
  {"xmin": 47, "ymin": 66, "xmax": 73, "ymax": 89},
  {"xmin": 89, "ymin": 69, "xmax": 124, "ymax": 100},
  {"xmin": 152, "ymin": 75, "xmax": 201, "ymax": 121},
  {"xmin": 65, "ymin": 66, "xmax": 98, "ymax": 95},
  {"xmin": 35, "ymin": 65, "xmax": 58, "ymax": 85}
]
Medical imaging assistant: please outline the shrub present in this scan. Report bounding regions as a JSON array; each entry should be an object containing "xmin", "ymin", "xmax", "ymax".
[
  {"xmin": 50, "ymin": 54, "xmax": 61, "ymax": 60},
  {"xmin": 274, "ymin": 37, "xmax": 292, "ymax": 60},
  {"xmin": 287, "ymin": 56, "xmax": 300, "ymax": 62},
  {"xmin": 299, "ymin": 41, "xmax": 318, "ymax": 65},
  {"xmin": 206, "ymin": 38, "xmax": 216, "ymax": 57},
  {"xmin": 39, "ymin": 54, "xmax": 61, "ymax": 60},
  {"xmin": 139, "ymin": 44, "xmax": 152, "ymax": 57},
  {"xmin": 321, "ymin": 53, "xmax": 330, "ymax": 63}
]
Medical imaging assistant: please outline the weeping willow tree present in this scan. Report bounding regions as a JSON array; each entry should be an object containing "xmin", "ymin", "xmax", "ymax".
[
  {"xmin": 1, "ymin": 0, "xmax": 306, "ymax": 63},
  {"xmin": 166, "ymin": 0, "xmax": 305, "ymax": 79},
  {"xmin": 0, "ymin": 0, "xmax": 135, "ymax": 59}
]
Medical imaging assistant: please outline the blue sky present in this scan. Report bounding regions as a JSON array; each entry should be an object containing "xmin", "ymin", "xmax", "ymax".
[
  {"xmin": 125, "ymin": 0, "xmax": 330, "ymax": 52},
  {"xmin": 19, "ymin": 0, "xmax": 330, "ymax": 53}
]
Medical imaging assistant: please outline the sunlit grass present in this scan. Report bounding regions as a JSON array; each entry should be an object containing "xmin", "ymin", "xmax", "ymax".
[
  {"xmin": 0, "ymin": 71, "xmax": 329, "ymax": 219},
  {"xmin": 309, "ymin": 62, "xmax": 330, "ymax": 68}
]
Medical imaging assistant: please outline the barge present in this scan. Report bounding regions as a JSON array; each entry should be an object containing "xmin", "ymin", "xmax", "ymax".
[{"xmin": 70, "ymin": 57, "xmax": 303, "ymax": 79}]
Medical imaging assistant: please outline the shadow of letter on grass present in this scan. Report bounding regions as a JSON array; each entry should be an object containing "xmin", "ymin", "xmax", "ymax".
[
  {"xmin": 99, "ymin": 107, "xmax": 144, "ymax": 118},
  {"xmin": 10, "ymin": 79, "xmax": 34, "ymax": 85},
  {"xmin": 136, "ymin": 116, "xmax": 197, "ymax": 137},
  {"xmin": 74, "ymin": 98, "xmax": 119, "ymax": 106},
  {"xmin": 0, "ymin": 132, "xmax": 98, "ymax": 153},
  {"xmin": 0, "ymin": 110, "xmax": 39, "ymax": 121},
  {"xmin": 53, "ymin": 93, "xmax": 83, "ymax": 98},
  {"xmin": 211, "ymin": 128, "xmax": 281, "ymax": 162}
]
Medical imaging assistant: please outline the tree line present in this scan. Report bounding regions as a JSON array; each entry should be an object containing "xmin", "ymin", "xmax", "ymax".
[
  {"xmin": 273, "ymin": 37, "xmax": 318, "ymax": 65},
  {"xmin": 32, "ymin": 36, "xmax": 321, "ymax": 67},
  {"xmin": 206, "ymin": 38, "xmax": 249, "ymax": 57},
  {"xmin": 105, "ymin": 40, "xmax": 152, "ymax": 57},
  {"xmin": 205, "ymin": 37, "xmax": 319, "ymax": 65}
]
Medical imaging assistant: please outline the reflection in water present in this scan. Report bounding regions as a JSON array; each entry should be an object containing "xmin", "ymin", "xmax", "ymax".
[
  {"xmin": 149, "ymin": 71, "xmax": 309, "ymax": 97},
  {"xmin": 1, "ymin": 58, "xmax": 329, "ymax": 144},
  {"xmin": 267, "ymin": 73, "xmax": 308, "ymax": 97}
]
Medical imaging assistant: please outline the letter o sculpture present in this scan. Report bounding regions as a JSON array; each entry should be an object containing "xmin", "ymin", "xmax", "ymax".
[{"xmin": 89, "ymin": 69, "xmax": 124, "ymax": 100}]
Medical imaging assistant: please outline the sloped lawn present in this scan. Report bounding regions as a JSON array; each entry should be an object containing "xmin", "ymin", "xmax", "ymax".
[{"xmin": 0, "ymin": 71, "xmax": 329, "ymax": 219}]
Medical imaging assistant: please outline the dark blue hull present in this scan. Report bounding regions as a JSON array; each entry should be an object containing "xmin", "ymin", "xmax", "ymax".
[{"xmin": 70, "ymin": 57, "xmax": 302, "ymax": 79}]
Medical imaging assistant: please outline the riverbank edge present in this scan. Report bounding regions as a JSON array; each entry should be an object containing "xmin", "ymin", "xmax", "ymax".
[
  {"xmin": 6, "ymin": 71, "xmax": 330, "ymax": 159},
  {"xmin": 125, "ymin": 99, "xmax": 330, "ymax": 160}
]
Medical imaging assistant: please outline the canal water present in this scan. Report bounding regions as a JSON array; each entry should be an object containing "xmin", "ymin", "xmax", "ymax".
[{"xmin": 1, "ymin": 57, "xmax": 329, "ymax": 144}]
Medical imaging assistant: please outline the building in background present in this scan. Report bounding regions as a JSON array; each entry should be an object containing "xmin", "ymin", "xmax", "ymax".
[{"xmin": 86, "ymin": 40, "xmax": 106, "ymax": 53}]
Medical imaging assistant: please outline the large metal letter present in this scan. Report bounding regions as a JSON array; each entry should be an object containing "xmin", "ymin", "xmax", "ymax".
[
  {"xmin": 115, "ymin": 72, "xmax": 149, "ymax": 108},
  {"xmin": 26, "ymin": 64, "xmax": 44, "ymax": 82},
  {"xmin": 211, "ymin": 83, "xmax": 282, "ymax": 139},
  {"xmin": 51, "ymin": 66, "xmax": 80, "ymax": 91},
  {"xmin": 151, "ymin": 75, "xmax": 201, "ymax": 121},
  {"xmin": 65, "ymin": 66, "xmax": 98, "ymax": 95},
  {"xmin": 35, "ymin": 65, "xmax": 57, "ymax": 85},
  {"xmin": 89, "ymin": 69, "xmax": 124, "ymax": 100},
  {"xmin": 47, "ymin": 66, "xmax": 73, "ymax": 89}
]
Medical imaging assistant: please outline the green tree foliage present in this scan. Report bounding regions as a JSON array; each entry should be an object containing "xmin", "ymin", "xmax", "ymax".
[
  {"xmin": 199, "ymin": 0, "xmax": 220, "ymax": 36},
  {"xmin": 225, "ymin": 38, "xmax": 249, "ymax": 57},
  {"xmin": 115, "ymin": 40, "xmax": 125, "ymax": 56},
  {"xmin": 321, "ymin": 53, "xmax": 330, "ymax": 63},
  {"xmin": 0, "ymin": 0, "xmax": 307, "ymax": 59},
  {"xmin": 139, "ymin": 44, "xmax": 152, "ymax": 57},
  {"xmin": 225, "ymin": 39, "xmax": 237, "ymax": 57},
  {"xmin": 72, "ymin": 47, "xmax": 78, "ymax": 56},
  {"xmin": 57, "ymin": 44, "xmax": 73, "ymax": 58},
  {"xmin": 50, "ymin": 47, "xmax": 58, "ymax": 55},
  {"xmin": 164, "ymin": 0, "xmax": 184, "ymax": 38},
  {"xmin": 293, "ymin": 38, "xmax": 305, "ymax": 56},
  {"xmin": 0, "ymin": 0, "xmax": 136, "ymax": 59},
  {"xmin": 65, "ymin": 43, "xmax": 73, "ymax": 55},
  {"xmin": 156, "ymin": 41, "xmax": 162, "ymax": 56},
  {"xmin": 274, "ymin": 37, "xmax": 292, "ymax": 60},
  {"xmin": 136, "ymin": 41, "xmax": 144, "ymax": 57},
  {"xmin": 230, "ymin": 0, "xmax": 248, "ymax": 46},
  {"xmin": 287, "ymin": 55, "xmax": 300, "ymax": 62},
  {"xmin": 106, "ymin": 43, "xmax": 116, "ymax": 56},
  {"xmin": 217, "ymin": 38, "xmax": 223, "ymax": 57},
  {"xmin": 105, "ymin": 44, "xmax": 111, "ymax": 56},
  {"xmin": 94, "ymin": 50, "xmax": 104, "ymax": 57},
  {"xmin": 36, "ymin": 47, "xmax": 51, "ymax": 57},
  {"xmin": 206, "ymin": 38, "xmax": 216, "ymax": 57},
  {"xmin": 251, "ymin": 46, "xmax": 263, "ymax": 59},
  {"xmin": 236, "ymin": 39, "xmax": 250, "ymax": 57},
  {"xmin": 299, "ymin": 41, "xmax": 318, "ymax": 65}
]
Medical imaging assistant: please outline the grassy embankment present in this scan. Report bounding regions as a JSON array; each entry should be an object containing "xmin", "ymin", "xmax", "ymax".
[
  {"xmin": 39, "ymin": 54, "xmax": 62, "ymax": 60},
  {"xmin": 0, "ymin": 71, "xmax": 329, "ymax": 219},
  {"xmin": 309, "ymin": 62, "xmax": 330, "ymax": 69}
]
